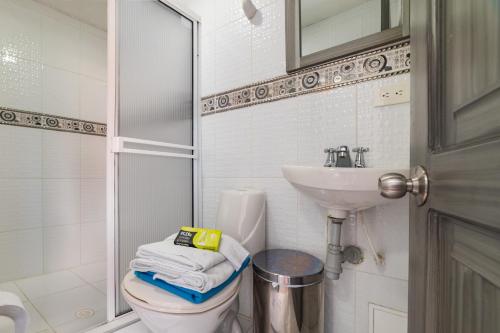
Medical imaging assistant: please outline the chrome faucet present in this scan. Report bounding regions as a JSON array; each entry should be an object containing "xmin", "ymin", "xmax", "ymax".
[
  {"xmin": 352, "ymin": 147, "xmax": 369, "ymax": 168},
  {"xmin": 324, "ymin": 148, "xmax": 336, "ymax": 167},
  {"xmin": 334, "ymin": 146, "xmax": 352, "ymax": 167}
]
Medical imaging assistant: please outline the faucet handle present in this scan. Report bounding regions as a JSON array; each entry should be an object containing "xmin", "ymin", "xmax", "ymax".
[
  {"xmin": 324, "ymin": 147, "xmax": 336, "ymax": 167},
  {"xmin": 352, "ymin": 147, "xmax": 369, "ymax": 168},
  {"xmin": 352, "ymin": 147, "xmax": 369, "ymax": 153}
]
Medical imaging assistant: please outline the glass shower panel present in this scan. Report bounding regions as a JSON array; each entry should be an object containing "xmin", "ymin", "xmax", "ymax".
[
  {"xmin": 118, "ymin": 0, "xmax": 193, "ymax": 144},
  {"xmin": 114, "ymin": 0, "xmax": 195, "ymax": 315},
  {"xmin": 116, "ymin": 154, "xmax": 192, "ymax": 314}
]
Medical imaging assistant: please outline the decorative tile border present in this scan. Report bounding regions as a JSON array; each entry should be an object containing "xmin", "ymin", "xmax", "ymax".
[
  {"xmin": 0, "ymin": 106, "xmax": 107, "ymax": 136},
  {"xmin": 202, "ymin": 39, "xmax": 410, "ymax": 116}
]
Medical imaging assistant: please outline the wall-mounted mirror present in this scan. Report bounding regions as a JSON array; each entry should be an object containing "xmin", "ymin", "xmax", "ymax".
[{"xmin": 286, "ymin": 0, "xmax": 409, "ymax": 72}]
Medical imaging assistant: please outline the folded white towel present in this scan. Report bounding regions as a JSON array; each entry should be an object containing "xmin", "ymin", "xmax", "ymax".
[
  {"xmin": 130, "ymin": 231, "xmax": 250, "ymax": 293},
  {"xmin": 219, "ymin": 235, "xmax": 250, "ymax": 271},
  {"xmin": 135, "ymin": 235, "xmax": 226, "ymax": 272},
  {"xmin": 130, "ymin": 257, "xmax": 235, "ymax": 293},
  {"xmin": 156, "ymin": 260, "xmax": 234, "ymax": 293},
  {"xmin": 134, "ymin": 233, "xmax": 250, "ymax": 272}
]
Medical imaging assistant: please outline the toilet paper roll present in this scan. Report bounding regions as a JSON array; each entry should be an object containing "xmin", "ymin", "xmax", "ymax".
[{"xmin": 0, "ymin": 292, "xmax": 29, "ymax": 333}]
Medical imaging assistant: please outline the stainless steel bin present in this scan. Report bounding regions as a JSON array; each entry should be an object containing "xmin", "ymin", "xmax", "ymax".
[{"xmin": 253, "ymin": 249, "xmax": 324, "ymax": 333}]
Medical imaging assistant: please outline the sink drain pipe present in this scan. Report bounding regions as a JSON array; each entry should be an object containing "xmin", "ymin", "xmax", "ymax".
[{"xmin": 325, "ymin": 216, "xmax": 363, "ymax": 280}]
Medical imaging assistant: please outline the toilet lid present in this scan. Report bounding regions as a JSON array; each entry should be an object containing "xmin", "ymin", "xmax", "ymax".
[{"xmin": 121, "ymin": 271, "xmax": 241, "ymax": 314}]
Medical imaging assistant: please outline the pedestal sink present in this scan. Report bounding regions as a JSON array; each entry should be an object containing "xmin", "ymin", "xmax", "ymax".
[{"xmin": 282, "ymin": 165, "xmax": 409, "ymax": 219}]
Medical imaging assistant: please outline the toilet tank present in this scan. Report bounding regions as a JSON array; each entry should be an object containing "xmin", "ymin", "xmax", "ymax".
[{"xmin": 215, "ymin": 189, "xmax": 266, "ymax": 256}]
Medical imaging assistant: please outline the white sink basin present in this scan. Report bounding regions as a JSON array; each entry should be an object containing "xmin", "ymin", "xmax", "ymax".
[{"xmin": 282, "ymin": 165, "xmax": 409, "ymax": 218}]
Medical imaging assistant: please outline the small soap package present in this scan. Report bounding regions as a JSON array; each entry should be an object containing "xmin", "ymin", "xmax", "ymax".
[{"xmin": 174, "ymin": 226, "xmax": 222, "ymax": 252}]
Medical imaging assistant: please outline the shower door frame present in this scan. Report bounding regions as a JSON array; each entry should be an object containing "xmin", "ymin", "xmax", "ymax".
[{"xmin": 104, "ymin": 0, "xmax": 201, "ymax": 327}]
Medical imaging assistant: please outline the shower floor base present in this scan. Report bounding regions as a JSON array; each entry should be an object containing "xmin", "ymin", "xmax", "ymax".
[{"xmin": 0, "ymin": 261, "xmax": 106, "ymax": 333}]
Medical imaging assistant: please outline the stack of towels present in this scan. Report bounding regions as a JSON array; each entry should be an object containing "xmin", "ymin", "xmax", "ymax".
[{"xmin": 130, "ymin": 234, "xmax": 250, "ymax": 304}]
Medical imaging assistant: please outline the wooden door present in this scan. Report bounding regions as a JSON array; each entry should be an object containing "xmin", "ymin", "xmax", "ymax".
[{"xmin": 408, "ymin": 0, "xmax": 500, "ymax": 332}]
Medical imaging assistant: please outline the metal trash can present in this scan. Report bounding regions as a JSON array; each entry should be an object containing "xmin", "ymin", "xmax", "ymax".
[{"xmin": 253, "ymin": 249, "xmax": 324, "ymax": 333}]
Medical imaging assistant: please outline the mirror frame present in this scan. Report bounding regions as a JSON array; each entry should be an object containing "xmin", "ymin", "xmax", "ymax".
[{"xmin": 286, "ymin": 0, "xmax": 410, "ymax": 72}]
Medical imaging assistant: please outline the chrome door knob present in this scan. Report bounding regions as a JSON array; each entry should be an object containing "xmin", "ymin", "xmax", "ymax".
[{"xmin": 378, "ymin": 165, "xmax": 429, "ymax": 206}]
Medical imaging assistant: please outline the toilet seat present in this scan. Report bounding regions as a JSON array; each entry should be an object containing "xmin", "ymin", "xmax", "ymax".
[{"xmin": 122, "ymin": 271, "xmax": 241, "ymax": 314}]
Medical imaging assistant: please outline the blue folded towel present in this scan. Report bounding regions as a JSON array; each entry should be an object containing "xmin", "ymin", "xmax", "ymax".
[{"xmin": 134, "ymin": 256, "xmax": 251, "ymax": 304}]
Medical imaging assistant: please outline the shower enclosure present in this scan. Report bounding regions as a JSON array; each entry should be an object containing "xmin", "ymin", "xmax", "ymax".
[
  {"xmin": 0, "ymin": 0, "xmax": 199, "ymax": 331},
  {"xmin": 107, "ymin": 0, "xmax": 200, "ymax": 319}
]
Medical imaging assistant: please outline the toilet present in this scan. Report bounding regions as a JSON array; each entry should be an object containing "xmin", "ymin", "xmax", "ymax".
[{"xmin": 121, "ymin": 189, "xmax": 266, "ymax": 333}]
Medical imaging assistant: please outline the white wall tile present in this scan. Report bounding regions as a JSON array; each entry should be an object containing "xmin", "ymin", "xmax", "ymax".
[
  {"xmin": 214, "ymin": 108, "xmax": 253, "ymax": 178},
  {"xmin": 0, "ymin": 0, "xmax": 108, "ymax": 286},
  {"xmin": 215, "ymin": 17, "xmax": 252, "ymax": 92},
  {"xmin": 355, "ymin": 272, "xmax": 408, "ymax": 333},
  {"xmin": 251, "ymin": 100, "xmax": 297, "ymax": 177},
  {"xmin": 0, "ymin": 126, "xmax": 42, "ymax": 178},
  {"xmin": 41, "ymin": 14, "xmax": 80, "ymax": 73},
  {"xmin": 297, "ymin": 194, "xmax": 328, "ymax": 261},
  {"xmin": 345, "ymin": 200, "xmax": 409, "ymax": 281},
  {"xmin": 79, "ymin": 27, "xmax": 106, "ymax": 80},
  {"xmin": 253, "ymin": 178, "xmax": 298, "ymax": 250},
  {"xmin": 297, "ymin": 87, "xmax": 357, "ymax": 166},
  {"xmin": 44, "ymin": 224, "xmax": 80, "ymax": 272},
  {"xmin": 42, "ymin": 131, "xmax": 81, "ymax": 179},
  {"xmin": 325, "ymin": 269, "xmax": 356, "ymax": 333},
  {"xmin": 42, "ymin": 179, "xmax": 80, "ymax": 226},
  {"xmin": 81, "ymin": 222, "xmax": 106, "ymax": 264},
  {"xmin": 0, "ymin": 0, "xmax": 42, "ymax": 62},
  {"xmin": 79, "ymin": 75, "xmax": 107, "ymax": 123},
  {"xmin": 201, "ymin": 178, "xmax": 219, "ymax": 229},
  {"xmin": 251, "ymin": 0, "xmax": 286, "ymax": 82},
  {"xmin": 0, "ymin": 229, "xmax": 43, "ymax": 282},
  {"xmin": 42, "ymin": 65, "xmax": 80, "ymax": 118},
  {"xmin": 200, "ymin": 32, "xmax": 217, "ymax": 96},
  {"xmin": 81, "ymin": 135, "xmax": 106, "ymax": 179},
  {"xmin": 0, "ymin": 179, "xmax": 42, "ymax": 232},
  {"xmin": 0, "ymin": 56, "xmax": 42, "ymax": 112},
  {"xmin": 357, "ymin": 74, "xmax": 410, "ymax": 169},
  {"xmin": 201, "ymin": 113, "xmax": 217, "ymax": 178},
  {"xmin": 215, "ymin": 0, "xmax": 243, "ymax": 29},
  {"xmin": 81, "ymin": 179, "xmax": 106, "ymax": 224}
]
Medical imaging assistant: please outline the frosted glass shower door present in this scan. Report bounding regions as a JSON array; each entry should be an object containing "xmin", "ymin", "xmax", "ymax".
[{"xmin": 107, "ymin": 0, "xmax": 199, "ymax": 317}]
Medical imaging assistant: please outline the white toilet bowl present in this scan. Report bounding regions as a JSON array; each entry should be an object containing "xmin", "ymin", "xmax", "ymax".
[
  {"xmin": 122, "ymin": 272, "xmax": 242, "ymax": 333},
  {"xmin": 122, "ymin": 189, "xmax": 266, "ymax": 333}
]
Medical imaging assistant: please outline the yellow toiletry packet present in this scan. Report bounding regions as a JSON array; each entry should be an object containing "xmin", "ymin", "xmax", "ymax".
[{"xmin": 174, "ymin": 226, "xmax": 222, "ymax": 252}]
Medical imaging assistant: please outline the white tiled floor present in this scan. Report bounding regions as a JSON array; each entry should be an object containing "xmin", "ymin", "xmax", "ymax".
[{"xmin": 0, "ymin": 262, "xmax": 107, "ymax": 333}]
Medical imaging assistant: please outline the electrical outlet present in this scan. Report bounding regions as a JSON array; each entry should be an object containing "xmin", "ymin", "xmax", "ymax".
[{"xmin": 374, "ymin": 81, "xmax": 410, "ymax": 107}]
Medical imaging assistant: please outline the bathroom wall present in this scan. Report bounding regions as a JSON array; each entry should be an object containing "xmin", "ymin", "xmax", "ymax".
[
  {"xmin": 175, "ymin": 1, "xmax": 409, "ymax": 332},
  {"xmin": 0, "ymin": 0, "xmax": 107, "ymax": 282}
]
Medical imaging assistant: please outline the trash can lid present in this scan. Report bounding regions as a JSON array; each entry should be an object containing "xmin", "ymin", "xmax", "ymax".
[{"xmin": 252, "ymin": 249, "xmax": 324, "ymax": 286}]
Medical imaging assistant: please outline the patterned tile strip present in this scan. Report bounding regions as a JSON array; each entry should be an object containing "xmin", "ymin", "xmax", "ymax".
[
  {"xmin": 202, "ymin": 39, "xmax": 410, "ymax": 116},
  {"xmin": 0, "ymin": 106, "xmax": 107, "ymax": 136}
]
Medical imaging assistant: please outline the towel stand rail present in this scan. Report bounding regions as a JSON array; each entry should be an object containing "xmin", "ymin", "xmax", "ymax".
[{"xmin": 112, "ymin": 136, "xmax": 197, "ymax": 159}]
